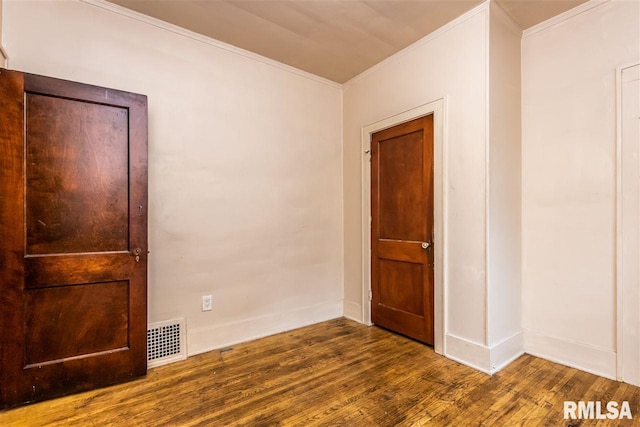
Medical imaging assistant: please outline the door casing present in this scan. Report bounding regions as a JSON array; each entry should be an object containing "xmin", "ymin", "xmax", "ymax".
[
  {"xmin": 361, "ymin": 98, "xmax": 446, "ymax": 355},
  {"xmin": 616, "ymin": 62, "xmax": 640, "ymax": 386}
]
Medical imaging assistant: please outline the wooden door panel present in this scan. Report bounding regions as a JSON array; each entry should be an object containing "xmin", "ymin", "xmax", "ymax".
[
  {"xmin": 0, "ymin": 69, "xmax": 148, "ymax": 408},
  {"xmin": 378, "ymin": 130, "xmax": 426, "ymax": 242},
  {"xmin": 26, "ymin": 93, "xmax": 130, "ymax": 255},
  {"xmin": 19, "ymin": 351, "xmax": 136, "ymax": 405},
  {"xmin": 376, "ymin": 240, "xmax": 426, "ymax": 263},
  {"xmin": 25, "ymin": 281, "xmax": 129, "ymax": 365},
  {"xmin": 372, "ymin": 306, "xmax": 429, "ymax": 341},
  {"xmin": 378, "ymin": 259, "xmax": 424, "ymax": 316},
  {"xmin": 371, "ymin": 115, "xmax": 434, "ymax": 345},
  {"xmin": 25, "ymin": 253, "xmax": 131, "ymax": 289}
]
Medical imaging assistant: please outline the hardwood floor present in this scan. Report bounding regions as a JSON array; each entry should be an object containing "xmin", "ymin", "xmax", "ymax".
[{"xmin": 1, "ymin": 318, "xmax": 638, "ymax": 426}]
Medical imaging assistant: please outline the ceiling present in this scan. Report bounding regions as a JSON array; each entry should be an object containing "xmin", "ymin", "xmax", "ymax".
[{"xmin": 106, "ymin": 0, "xmax": 590, "ymax": 83}]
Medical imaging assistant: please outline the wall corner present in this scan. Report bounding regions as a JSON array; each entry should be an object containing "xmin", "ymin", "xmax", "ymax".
[{"xmin": 486, "ymin": 0, "xmax": 523, "ymax": 358}]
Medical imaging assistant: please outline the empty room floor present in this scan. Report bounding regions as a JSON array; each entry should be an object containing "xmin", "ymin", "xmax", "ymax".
[{"xmin": 1, "ymin": 318, "xmax": 638, "ymax": 426}]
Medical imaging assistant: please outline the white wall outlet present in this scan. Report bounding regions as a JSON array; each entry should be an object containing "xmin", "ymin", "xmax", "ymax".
[{"xmin": 202, "ymin": 295, "xmax": 212, "ymax": 311}]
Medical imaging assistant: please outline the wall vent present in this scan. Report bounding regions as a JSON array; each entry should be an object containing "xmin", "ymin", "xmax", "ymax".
[{"xmin": 147, "ymin": 318, "xmax": 187, "ymax": 368}]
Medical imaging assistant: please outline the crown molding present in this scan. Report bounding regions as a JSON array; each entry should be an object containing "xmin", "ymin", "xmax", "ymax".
[
  {"xmin": 79, "ymin": 0, "xmax": 342, "ymax": 89},
  {"xmin": 523, "ymin": 0, "xmax": 611, "ymax": 39},
  {"xmin": 344, "ymin": 1, "xmax": 490, "ymax": 89}
]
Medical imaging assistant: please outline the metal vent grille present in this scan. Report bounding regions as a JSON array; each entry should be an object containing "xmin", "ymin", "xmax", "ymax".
[{"xmin": 147, "ymin": 319, "xmax": 187, "ymax": 368}]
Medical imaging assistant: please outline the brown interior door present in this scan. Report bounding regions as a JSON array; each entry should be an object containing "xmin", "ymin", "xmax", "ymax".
[
  {"xmin": 371, "ymin": 115, "xmax": 434, "ymax": 345},
  {"xmin": 0, "ymin": 69, "xmax": 148, "ymax": 408}
]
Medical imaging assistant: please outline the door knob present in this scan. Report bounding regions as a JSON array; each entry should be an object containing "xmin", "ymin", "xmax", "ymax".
[{"xmin": 421, "ymin": 242, "xmax": 431, "ymax": 249}]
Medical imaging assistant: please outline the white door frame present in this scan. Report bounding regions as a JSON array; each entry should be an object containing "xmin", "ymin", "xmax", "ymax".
[
  {"xmin": 0, "ymin": 45, "xmax": 8, "ymax": 68},
  {"xmin": 616, "ymin": 62, "xmax": 640, "ymax": 386},
  {"xmin": 361, "ymin": 98, "xmax": 446, "ymax": 355}
]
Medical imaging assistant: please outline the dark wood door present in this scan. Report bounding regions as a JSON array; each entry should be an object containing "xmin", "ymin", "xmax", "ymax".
[
  {"xmin": 371, "ymin": 115, "xmax": 434, "ymax": 344},
  {"xmin": 0, "ymin": 69, "xmax": 148, "ymax": 408}
]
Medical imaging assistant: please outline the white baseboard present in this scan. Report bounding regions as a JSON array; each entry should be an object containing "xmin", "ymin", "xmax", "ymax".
[
  {"xmin": 343, "ymin": 301, "xmax": 363, "ymax": 323},
  {"xmin": 184, "ymin": 310, "xmax": 616, "ymax": 382},
  {"xmin": 445, "ymin": 333, "xmax": 491, "ymax": 374},
  {"xmin": 489, "ymin": 330, "xmax": 525, "ymax": 373},
  {"xmin": 445, "ymin": 331, "xmax": 525, "ymax": 375},
  {"xmin": 524, "ymin": 329, "xmax": 617, "ymax": 380},
  {"xmin": 187, "ymin": 300, "xmax": 343, "ymax": 357}
]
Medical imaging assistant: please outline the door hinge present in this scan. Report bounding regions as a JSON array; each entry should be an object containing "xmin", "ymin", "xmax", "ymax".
[
  {"xmin": 365, "ymin": 149, "xmax": 371, "ymax": 162},
  {"xmin": 369, "ymin": 290, "xmax": 373, "ymax": 301}
]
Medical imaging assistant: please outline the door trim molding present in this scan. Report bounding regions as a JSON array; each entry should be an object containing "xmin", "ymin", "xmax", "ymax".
[
  {"xmin": 616, "ymin": 62, "xmax": 640, "ymax": 385},
  {"xmin": 361, "ymin": 98, "xmax": 446, "ymax": 355},
  {"xmin": 0, "ymin": 44, "xmax": 8, "ymax": 68}
]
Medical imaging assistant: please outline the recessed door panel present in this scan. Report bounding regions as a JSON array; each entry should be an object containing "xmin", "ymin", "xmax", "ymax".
[
  {"xmin": 378, "ymin": 259, "xmax": 424, "ymax": 316},
  {"xmin": 378, "ymin": 130, "xmax": 426, "ymax": 242},
  {"xmin": 25, "ymin": 281, "xmax": 129, "ymax": 366},
  {"xmin": 25, "ymin": 93, "xmax": 129, "ymax": 255}
]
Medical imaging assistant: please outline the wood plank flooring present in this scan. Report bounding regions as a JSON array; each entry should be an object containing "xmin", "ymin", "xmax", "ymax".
[{"xmin": 1, "ymin": 318, "xmax": 638, "ymax": 426}]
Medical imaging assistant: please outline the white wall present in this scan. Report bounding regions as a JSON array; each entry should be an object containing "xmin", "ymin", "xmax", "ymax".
[
  {"xmin": 522, "ymin": 0, "xmax": 640, "ymax": 378},
  {"xmin": 343, "ymin": 5, "xmax": 493, "ymax": 371},
  {"xmin": 3, "ymin": 0, "xmax": 344, "ymax": 356},
  {"xmin": 487, "ymin": 2, "xmax": 523, "ymax": 370}
]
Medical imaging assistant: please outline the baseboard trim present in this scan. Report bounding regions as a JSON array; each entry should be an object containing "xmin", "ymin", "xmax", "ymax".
[
  {"xmin": 524, "ymin": 329, "xmax": 617, "ymax": 380},
  {"xmin": 445, "ymin": 333, "xmax": 491, "ymax": 374},
  {"xmin": 490, "ymin": 330, "xmax": 524, "ymax": 373},
  {"xmin": 187, "ymin": 300, "xmax": 343, "ymax": 357},
  {"xmin": 184, "ymin": 316, "xmax": 616, "ymax": 381},
  {"xmin": 343, "ymin": 301, "xmax": 363, "ymax": 324}
]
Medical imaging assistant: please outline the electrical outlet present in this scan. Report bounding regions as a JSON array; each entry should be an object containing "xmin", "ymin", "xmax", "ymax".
[{"xmin": 202, "ymin": 295, "xmax": 212, "ymax": 311}]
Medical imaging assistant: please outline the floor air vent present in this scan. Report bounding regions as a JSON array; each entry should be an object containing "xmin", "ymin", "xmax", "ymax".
[{"xmin": 147, "ymin": 319, "xmax": 187, "ymax": 368}]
